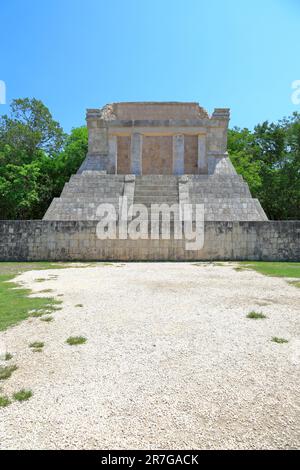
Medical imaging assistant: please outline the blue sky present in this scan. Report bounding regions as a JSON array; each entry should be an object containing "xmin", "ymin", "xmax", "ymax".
[{"xmin": 1, "ymin": 0, "xmax": 299, "ymax": 132}]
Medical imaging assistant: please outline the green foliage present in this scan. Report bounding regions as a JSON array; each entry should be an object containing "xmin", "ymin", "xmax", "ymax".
[
  {"xmin": 228, "ymin": 113, "xmax": 300, "ymax": 220},
  {"xmin": 271, "ymin": 337, "xmax": 288, "ymax": 344},
  {"xmin": 0, "ymin": 98, "xmax": 87, "ymax": 219},
  {"xmin": 0, "ymin": 364, "xmax": 18, "ymax": 380},
  {"xmin": 0, "ymin": 98, "xmax": 65, "ymax": 156},
  {"xmin": 66, "ymin": 336, "xmax": 87, "ymax": 346},
  {"xmin": 13, "ymin": 389, "xmax": 33, "ymax": 402},
  {"xmin": 246, "ymin": 311, "xmax": 267, "ymax": 320},
  {"xmin": 0, "ymin": 395, "xmax": 11, "ymax": 407},
  {"xmin": 29, "ymin": 342, "xmax": 44, "ymax": 349}
]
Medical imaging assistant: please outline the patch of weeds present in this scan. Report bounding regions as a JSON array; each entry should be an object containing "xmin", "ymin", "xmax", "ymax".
[
  {"xmin": 288, "ymin": 280, "xmax": 300, "ymax": 289},
  {"xmin": 0, "ymin": 395, "xmax": 11, "ymax": 407},
  {"xmin": 38, "ymin": 289, "xmax": 54, "ymax": 293},
  {"xmin": 40, "ymin": 316, "xmax": 53, "ymax": 322},
  {"xmin": 238, "ymin": 262, "xmax": 300, "ymax": 278},
  {"xmin": 75, "ymin": 304, "xmax": 83, "ymax": 308},
  {"xmin": 45, "ymin": 305, "xmax": 62, "ymax": 311},
  {"xmin": 30, "ymin": 310, "xmax": 46, "ymax": 318},
  {"xmin": 13, "ymin": 389, "xmax": 33, "ymax": 402},
  {"xmin": 246, "ymin": 311, "xmax": 267, "ymax": 320},
  {"xmin": 57, "ymin": 294, "xmax": 64, "ymax": 297},
  {"xmin": 0, "ymin": 274, "xmax": 62, "ymax": 331},
  {"xmin": 34, "ymin": 278, "xmax": 47, "ymax": 283},
  {"xmin": 271, "ymin": 337, "xmax": 289, "ymax": 344},
  {"xmin": 0, "ymin": 364, "xmax": 18, "ymax": 380},
  {"xmin": 29, "ymin": 342, "xmax": 44, "ymax": 349},
  {"xmin": 234, "ymin": 266, "xmax": 246, "ymax": 272},
  {"xmin": 66, "ymin": 336, "xmax": 87, "ymax": 346},
  {"xmin": 4, "ymin": 353, "xmax": 13, "ymax": 361},
  {"xmin": 29, "ymin": 302, "xmax": 62, "ymax": 318}
]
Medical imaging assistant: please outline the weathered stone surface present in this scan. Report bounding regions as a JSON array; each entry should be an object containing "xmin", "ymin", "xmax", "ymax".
[
  {"xmin": 0, "ymin": 221, "xmax": 299, "ymax": 261},
  {"xmin": 83, "ymin": 102, "xmax": 230, "ymax": 176}
]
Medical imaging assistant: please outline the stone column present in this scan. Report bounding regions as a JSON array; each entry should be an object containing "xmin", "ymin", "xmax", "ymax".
[
  {"xmin": 198, "ymin": 134, "xmax": 207, "ymax": 174},
  {"xmin": 108, "ymin": 135, "xmax": 117, "ymax": 174},
  {"xmin": 172, "ymin": 134, "xmax": 185, "ymax": 175},
  {"xmin": 130, "ymin": 133, "xmax": 143, "ymax": 175}
]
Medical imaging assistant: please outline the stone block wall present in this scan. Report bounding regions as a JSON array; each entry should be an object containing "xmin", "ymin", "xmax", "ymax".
[{"xmin": 0, "ymin": 220, "xmax": 299, "ymax": 261}]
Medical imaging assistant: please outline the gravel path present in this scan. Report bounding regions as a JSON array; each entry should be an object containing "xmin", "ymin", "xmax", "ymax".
[{"xmin": 0, "ymin": 262, "xmax": 299, "ymax": 449}]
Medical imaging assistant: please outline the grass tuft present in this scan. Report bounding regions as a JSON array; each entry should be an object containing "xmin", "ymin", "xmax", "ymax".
[
  {"xmin": 0, "ymin": 395, "xmax": 11, "ymax": 407},
  {"xmin": 13, "ymin": 389, "xmax": 33, "ymax": 402},
  {"xmin": 66, "ymin": 336, "xmax": 87, "ymax": 346},
  {"xmin": 29, "ymin": 341, "xmax": 44, "ymax": 349},
  {"xmin": 4, "ymin": 353, "xmax": 13, "ymax": 361},
  {"xmin": 0, "ymin": 364, "xmax": 18, "ymax": 380},
  {"xmin": 75, "ymin": 304, "xmax": 83, "ymax": 308},
  {"xmin": 288, "ymin": 280, "xmax": 300, "ymax": 289},
  {"xmin": 247, "ymin": 311, "xmax": 267, "ymax": 320},
  {"xmin": 271, "ymin": 337, "xmax": 289, "ymax": 344},
  {"xmin": 40, "ymin": 316, "xmax": 53, "ymax": 322}
]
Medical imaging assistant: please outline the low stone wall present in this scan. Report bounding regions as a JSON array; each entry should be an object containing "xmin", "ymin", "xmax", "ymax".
[{"xmin": 0, "ymin": 220, "xmax": 299, "ymax": 261}]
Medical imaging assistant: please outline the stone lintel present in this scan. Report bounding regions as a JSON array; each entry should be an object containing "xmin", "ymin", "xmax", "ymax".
[
  {"xmin": 108, "ymin": 127, "xmax": 207, "ymax": 136},
  {"xmin": 107, "ymin": 119, "xmax": 211, "ymax": 128}
]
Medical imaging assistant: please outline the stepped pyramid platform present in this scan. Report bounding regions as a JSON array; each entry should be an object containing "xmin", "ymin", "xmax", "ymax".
[{"xmin": 43, "ymin": 102, "xmax": 267, "ymax": 222}]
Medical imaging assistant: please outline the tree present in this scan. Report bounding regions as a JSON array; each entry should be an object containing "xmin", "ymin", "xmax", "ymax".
[
  {"xmin": 228, "ymin": 114, "xmax": 300, "ymax": 220},
  {"xmin": 0, "ymin": 98, "xmax": 65, "ymax": 160}
]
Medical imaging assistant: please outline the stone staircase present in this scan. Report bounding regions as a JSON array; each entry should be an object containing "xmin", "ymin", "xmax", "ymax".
[
  {"xmin": 43, "ymin": 172, "xmax": 125, "ymax": 221},
  {"xmin": 134, "ymin": 175, "xmax": 179, "ymax": 207},
  {"xmin": 188, "ymin": 175, "xmax": 267, "ymax": 221},
  {"xmin": 43, "ymin": 171, "xmax": 267, "ymax": 222}
]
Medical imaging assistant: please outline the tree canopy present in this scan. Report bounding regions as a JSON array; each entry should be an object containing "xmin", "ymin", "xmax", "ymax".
[{"xmin": 228, "ymin": 113, "xmax": 300, "ymax": 220}]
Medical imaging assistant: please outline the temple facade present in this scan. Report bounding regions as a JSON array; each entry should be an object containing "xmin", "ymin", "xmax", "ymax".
[
  {"xmin": 44, "ymin": 102, "xmax": 268, "ymax": 222},
  {"xmin": 79, "ymin": 102, "xmax": 230, "ymax": 175}
]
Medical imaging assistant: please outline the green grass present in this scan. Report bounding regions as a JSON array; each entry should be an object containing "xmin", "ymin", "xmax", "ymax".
[
  {"xmin": 0, "ymin": 395, "xmax": 11, "ymax": 407},
  {"xmin": 271, "ymin": 337, "xmax": 289, "ymax": 344},
  {"xmin": 4, "ymin": 353, "xmax": 13, "ymax": 361},
  {"xmin": 238, "ymin": 262, "xmax": 300, "ymax": 278},
  {"xmin": 0, "ymin": 276, "xmax": 62, "ymax": 330},
  {"xmin": 66, "ymin": 336, "xmax": 87, "ymax": 346},
  {"xmin": 29, "ymin": 342, "xmax": 44, "ymax": 349},
  {"xmin": 13, "ymin": 389, "xmax": 33, "ymax": 402},
  {"xmin": 247, "ymin": 311, "xmax": 267, "ymax": 320},
  {"xmin": 0, "ymin": 364, "xmax": 18, "ymax": 380},
  {"xmin": 288, "ymin": 280, "xmax": 300, "ymax": 289}
]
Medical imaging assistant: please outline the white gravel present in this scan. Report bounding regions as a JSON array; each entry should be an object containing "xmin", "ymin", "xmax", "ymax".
[{"xmin": 0, "ymin": 262, "xmax": 299, "ymax": 450}]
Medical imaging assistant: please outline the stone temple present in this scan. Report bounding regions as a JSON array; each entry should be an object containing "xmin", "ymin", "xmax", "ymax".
[{"xmin": 44, "ymin": 102, "xmax": 267, "ymax": 222}]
